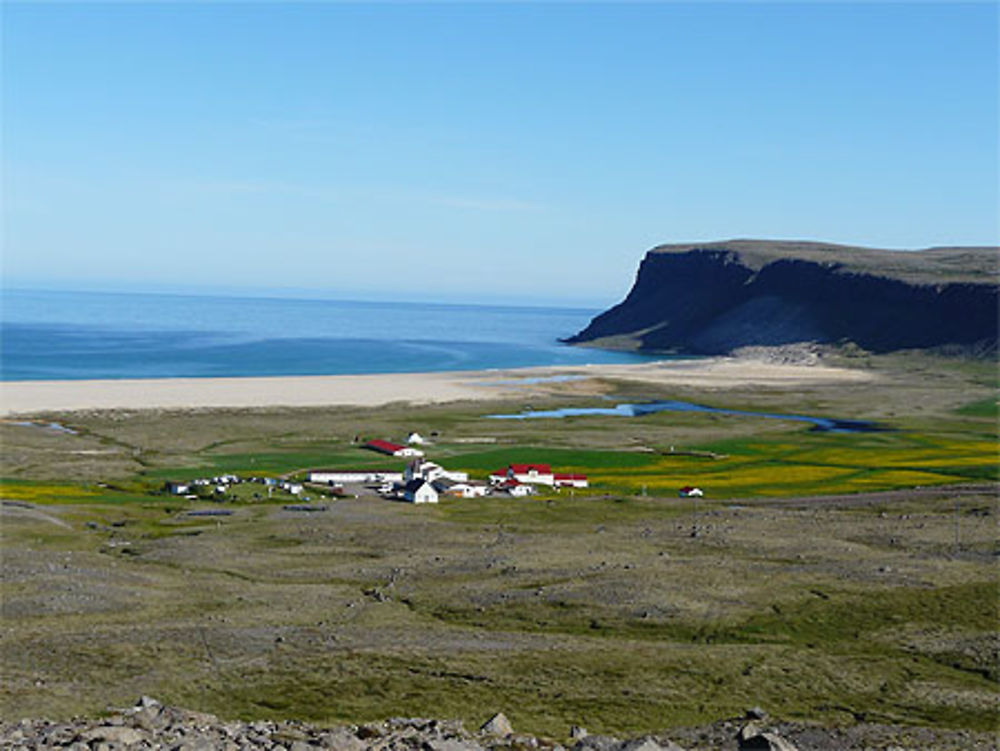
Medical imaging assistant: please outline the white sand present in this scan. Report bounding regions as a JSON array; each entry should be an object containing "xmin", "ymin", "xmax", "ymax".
[{"xmin": 0, "ymin": 358, "xmax": 875, "ymax": 416}]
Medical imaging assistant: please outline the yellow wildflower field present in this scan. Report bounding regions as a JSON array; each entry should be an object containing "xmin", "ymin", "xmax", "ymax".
[{"xmin": 0, "ymin": 482, "xmax": 99, "ymax": 503}]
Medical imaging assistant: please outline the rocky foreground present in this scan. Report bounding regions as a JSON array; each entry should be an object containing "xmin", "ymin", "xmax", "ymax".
[{"xmin": 2, "ymin": 698, "xmax": 996, "ymax": 751}]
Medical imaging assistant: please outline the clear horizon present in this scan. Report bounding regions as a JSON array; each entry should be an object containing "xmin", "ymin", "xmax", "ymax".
[
  {"xmin": 3, "ymin": 282, "xmax": 608, "ymax": 312},
  {"xmin": 4, "ymin": 2, "xmax": 997, "ymax": 304}
]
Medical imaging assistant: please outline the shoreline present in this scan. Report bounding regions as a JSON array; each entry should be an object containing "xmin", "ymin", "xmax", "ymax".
[{"xmin": 0, "ymin": 358, "xmax": 877, "ymax": 416}]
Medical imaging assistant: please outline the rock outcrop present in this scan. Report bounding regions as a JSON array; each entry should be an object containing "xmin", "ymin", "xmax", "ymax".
[
  {"xmin": 2, "ymin": 698, "xmax": 994, "ymax": 750},
  {"xmin": 0, "ymin": 698, "xmax": 693, "ymax": 751},
  {"xmin": 565, "ymin": 240, "xmax": 999, "ymax": 355}
]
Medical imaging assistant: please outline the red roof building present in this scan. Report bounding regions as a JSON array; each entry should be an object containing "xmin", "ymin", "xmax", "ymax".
[
  {"xmin": 554, "ymin": 473, "xmax": 588, "ymax": 488},
  {"xmin": 367, "ymin": 439, "xmax": 405, "ymax": 454},
  {"xmin": 488, "ymin": 468, "xmax": 510, "ymax": 483},
  {"xmin": 488, "ymin": 464, "xmax": 584, "ymax": 488},
  {"xmin": 509, "ymin": 463, "xmax": 552, "ymax": 474},
  {"xmin": 365, "ymin": 439, "xmax": 424, "ymax": 457}
]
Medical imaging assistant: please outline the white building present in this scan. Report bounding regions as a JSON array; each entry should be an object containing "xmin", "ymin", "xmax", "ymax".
[
  {"xmin": 403, "ymin": 479, "xmax": 439, "ymax": 504},
  {"xmin": 309, "ymin": 469, "xmax": 404, "ymax": 484},
  {"xmin": 554, "ymin": 473, "xmax": 589, "ymax": 488},
  {"xmin": 490, "ymin": 464, "xmax": 587, "ymax": 489},
  {"xmin": 436, "ymin": 481, "xmax": 490, "ymax": 498},
  {"xmin": 404, "ymin": 459, "xmax": 468, "ymax": 484},
  {"xmin": 490, "ymin": 464, "xmax": 555, "ymax": 486},
  {"xmin": 509, "ymin": 463, "xmax": 554, "ymax": 485}
]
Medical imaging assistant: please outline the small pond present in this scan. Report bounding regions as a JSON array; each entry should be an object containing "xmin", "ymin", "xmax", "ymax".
[
  {"xmin": 10, "ymin": 420, "xmax": 79, "ymax": 435},
  {"xmin": 486, "ymin": 399, "xmax": 885, "ymax": 433}
]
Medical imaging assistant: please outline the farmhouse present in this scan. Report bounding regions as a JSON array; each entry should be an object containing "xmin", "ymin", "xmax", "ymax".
[
  {"xmin": 509, "ymin": 463, "xmax": 555, "ymax": 485},
  {"xmin": 679, "ymin": 486, "xmax": 704, "ymax": 498},
  {"xmin": 490, "ymin": 464, "xmax": 587, "ymax": 488},
  {"xmin": 489, "ymin": 464, "xmax": 555, "ymax": 485},
  {"xmin": 366, "ymin": 439, "xmax": 424, "ymax": 458},
  {"xmin": 403, "ymin": 478, "xmax": 439, "ymax": 504}
]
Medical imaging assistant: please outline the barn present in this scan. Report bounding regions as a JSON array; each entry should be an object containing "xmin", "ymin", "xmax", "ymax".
[{"xmin": 365, "ymin": 439, "xmax": 424, "ymax": 458}]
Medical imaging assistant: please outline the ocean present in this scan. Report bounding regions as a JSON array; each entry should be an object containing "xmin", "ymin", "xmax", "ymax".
[{"xmin": 1, "ymin": 289, "xmax": 655, "ymax": 381}]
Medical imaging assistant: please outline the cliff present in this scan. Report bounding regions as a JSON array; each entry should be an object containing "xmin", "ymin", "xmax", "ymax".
[{"xmin": 565, "ymin": 240, "xmax": 999, "ymax": 355}]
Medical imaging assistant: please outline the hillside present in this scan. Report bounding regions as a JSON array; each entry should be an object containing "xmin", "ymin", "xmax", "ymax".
[{"xmin": 565, "ymin": 240, "xmax": 999, "ymax": 355}]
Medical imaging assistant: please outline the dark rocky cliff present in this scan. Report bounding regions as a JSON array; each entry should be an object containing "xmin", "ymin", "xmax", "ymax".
[{"xmin": 565, "ymin": 241, "xmax": 999, "ymax": 355}]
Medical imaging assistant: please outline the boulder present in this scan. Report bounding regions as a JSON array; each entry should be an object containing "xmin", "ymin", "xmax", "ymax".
[
  {"xmin": 573, "ymin": 735, "xmax": 621, "ymax": 751},
  {"xmin": 80, "ymin": 725, "xmax": 147, "ymax": 745},
  {"xmin": 129, "ymin": 705, "xmax": 165, "ymax": 731},
  {"xmin": 737, "ymin": 725, "xmax": 798, "ymax": 751},
  {"xmin": 175, "ymin": 736, "xmax": 219, "ymax": 751},
  {"xmin": 479, "ymin": 713, "xmax": 513, "ymax": 737},
  {"xmin": 619, "ymin": 737, "xmax": 687, "ymax": 751},
  {"xmin": 424, "ymin": 739, "xmax": 484, "ymax": 751},
  {"xmin": 318, "ymin": 728, "xmax": 368, "ymax": 751}
]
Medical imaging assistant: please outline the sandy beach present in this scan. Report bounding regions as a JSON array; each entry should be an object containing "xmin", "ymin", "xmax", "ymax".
[{"xmin": 0, "ymin": 358, "xmax": 876, "ymax": 416}]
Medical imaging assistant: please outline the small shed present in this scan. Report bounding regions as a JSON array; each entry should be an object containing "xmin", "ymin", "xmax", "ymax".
[
  {"xmin": 679, "ymin": 486, "xmax": 704, "ymax": 498},
  {"xmin": 554, "ymin": 473, "xmax": 588, "ymax": 488}
]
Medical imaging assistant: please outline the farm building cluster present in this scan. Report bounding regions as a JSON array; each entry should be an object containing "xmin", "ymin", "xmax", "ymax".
[
  {"xmin": 309, "ymin": 458, "xmax": 589, "ymax": 504},
  {"xmin": 163, "ymin": 435, "xmax": 703, "ymax": 507}
]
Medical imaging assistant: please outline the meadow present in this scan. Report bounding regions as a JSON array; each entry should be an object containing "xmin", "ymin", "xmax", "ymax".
[{"xmin": 1, "ymin": 352, "xmax": 997, "ymax": 744}]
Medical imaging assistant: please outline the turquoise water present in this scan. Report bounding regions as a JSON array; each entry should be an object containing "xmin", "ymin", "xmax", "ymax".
[{"xmin": 1, "ymin": 289, "xmax": 655, "ymax": 381}]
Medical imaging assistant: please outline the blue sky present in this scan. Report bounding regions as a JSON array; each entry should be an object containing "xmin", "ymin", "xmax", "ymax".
[{"xmin": 3, "ymin": 2, "xmax": 997, "ymax": 306}]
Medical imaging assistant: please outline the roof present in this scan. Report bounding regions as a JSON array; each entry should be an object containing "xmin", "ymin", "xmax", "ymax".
[
  {"xmin": 404, "ymin": 478, "xmax": 434, "ymax": 493},
  {"xmin": 489, "ymin": 468, "xmax": 510, "ymax": 477},
  {"xmin": 554, "ymin": 473, "xmax": 587, "ymax": 480},
  {"xmin": 679, "ymin": 486, "xmax": 700, "ymax": 492},
  {"xmin": 367, "ymin": 439, "xmax": 406, "ymax": 453},
  {"xmin": 510, "ymin": 463, "xmax": 552, "ymax": 474}
]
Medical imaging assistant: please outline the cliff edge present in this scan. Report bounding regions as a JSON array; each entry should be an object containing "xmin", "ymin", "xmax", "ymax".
[{"xmin": 565, "ymin": 240, "xmax": 999, "ymax": 355}]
